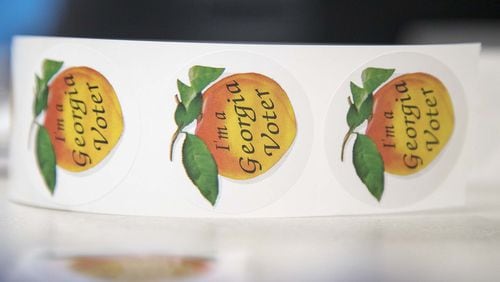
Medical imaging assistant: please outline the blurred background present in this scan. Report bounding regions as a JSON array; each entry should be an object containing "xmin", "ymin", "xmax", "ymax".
[{"xmin": 0, "ymin": 0, "xmax": 499, "ymax": 173}]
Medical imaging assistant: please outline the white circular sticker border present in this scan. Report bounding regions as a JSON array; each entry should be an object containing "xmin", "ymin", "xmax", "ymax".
[
  {"xmin": 326, "ymin": 51, "xmax": 466, "ymax": 208},
  {"xmin": 26, "ymin": 43, "xmax": 142, "ymax": 206},
  {"xmin": 168, "ymin": 50, "xmax": 314, "ymax": 214}
]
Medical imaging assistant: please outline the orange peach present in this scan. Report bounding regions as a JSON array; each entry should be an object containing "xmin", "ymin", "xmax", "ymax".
[
  {"xmin": 365, "ymin": 73, "xmax": 454, "ymax": 175},
  {"xmin": 44, "ymin": 67, "xmax": 123, "ymax": 172},
  {"xmin": 195, "ymin": 73, "xmax": 296, "ymax": 179}
]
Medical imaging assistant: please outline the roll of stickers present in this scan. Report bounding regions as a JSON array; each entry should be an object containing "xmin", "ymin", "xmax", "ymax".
[{"xmin": 9, "ymin": 36, "xmax": 480, "ymax": 217}]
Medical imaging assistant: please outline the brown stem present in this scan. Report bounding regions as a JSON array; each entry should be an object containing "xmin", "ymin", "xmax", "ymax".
[
  {"xmin": 169, "ymin": 127, "xmax": 181, "ymax": 161},
  {"xmin": 341, "ymin": 96, "xmax": 357, "ymax": 161},
  {"xmin": 341, "ymin": 128, "xmax": 353, "ymax": 162}
]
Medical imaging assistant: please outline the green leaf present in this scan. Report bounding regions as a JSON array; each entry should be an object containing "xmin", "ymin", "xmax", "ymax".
[
  {"xmin": 361, "ymin": 67, "xmax": 395, "ymax": 94},
  {"xmin": 347, "ymin": 94, "xmax": 373, "ymax": 129},
  {"xmin": 34, "ymin": 59, "xmax": 63, "ymax": 117},
  {"xmin": 174, "ymin": 95, "xmax": 202, "ymax": 129},
  {"xmin": 34, "ymin": 75, "xmax": 48, "ymax": 116},
  {"xmin": 187, "ymin": 94, "xmax": 203, "ymax": 119},
  {"xmin": 350, "ymin": 82, "xmax": 368, "ymax": 111},
  {"xmin": 174, "ymin": 103, "xmax": 188, "ymax": 128},
  {"xmin": 36, "ymin": 126, "xmax": 57, "ymax": 194},
  {"xmin": 352, "ymin": 134, "xmax": 384, "ymax": 201},
  {"xmin": 177, "ymin": 79, "xmax": 198, "ymax": 107},
  {"xmin": 182, "ymin": 133, "xmax": 219, "ymax": 205},
  {"xmin": 188, "ymin": 65, "xmax": 225, "ymax": 94},
  {"xmin": 42, "ymin": 59, "xmax": 63, "ymax": 82}
]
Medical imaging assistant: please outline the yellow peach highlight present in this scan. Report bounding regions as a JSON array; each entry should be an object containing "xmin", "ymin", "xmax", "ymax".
[
  {"xmin": 44, "ymin": 67, "xmax": 123, "ymax": 172},
  {"xmin": 366, "ymin": 72, "xmax": 454, "ymax": 175},
  {"xmin": 195, "ymin": 73, "xmax": 297, "ymax": 180}
]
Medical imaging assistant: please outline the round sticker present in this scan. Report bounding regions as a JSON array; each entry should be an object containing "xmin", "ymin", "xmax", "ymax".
[
  {"xmin": 169, "ymin": 50, "xmax": 313, "ymax": 213},
  {"xmin": 27, "ymin": 43, "xmax": 141, "ymax": 205},
  {"xmin": 325, "ymin": 52, "xmax": 466, "ymax": 208}
]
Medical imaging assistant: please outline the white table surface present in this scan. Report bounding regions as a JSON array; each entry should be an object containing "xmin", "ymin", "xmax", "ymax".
[{"xmin": 1, "ymin": 172, "xmax": 500, "ymax": 282}]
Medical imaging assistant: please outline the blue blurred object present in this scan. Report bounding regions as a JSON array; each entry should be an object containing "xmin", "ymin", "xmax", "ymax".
[
  {"xmin": 0, "ymin": 0, "xmax": 65, "ymax": 169},
  {"xmin": 0, "ymin": 0, "xmax": 64, "ymax": 44}
]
